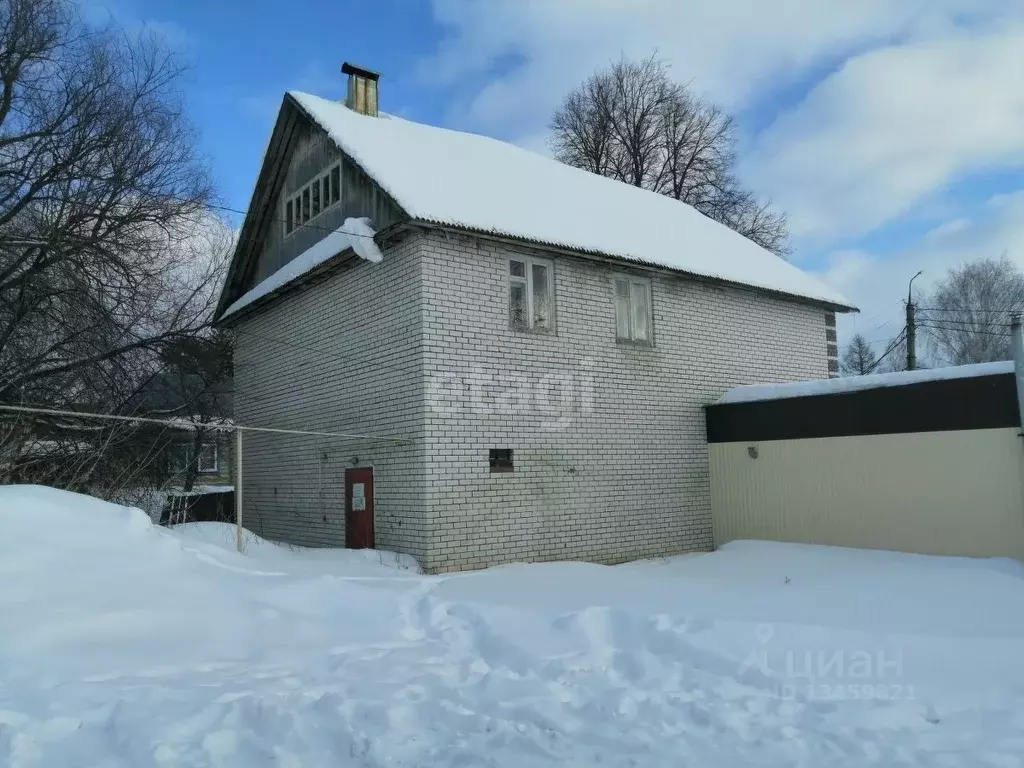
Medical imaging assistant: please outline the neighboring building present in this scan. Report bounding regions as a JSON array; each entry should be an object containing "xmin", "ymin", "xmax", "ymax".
[
  {"xmin": 216, "ymin": 63, "xmax": 855, "ymax": 573},
  {"xmin": 165, "ymin": 427, "xmax": 234, "ymax": 490},
  {"xmin": 133, "ymin": 370, "xmax": 235, "ymax": 492}
]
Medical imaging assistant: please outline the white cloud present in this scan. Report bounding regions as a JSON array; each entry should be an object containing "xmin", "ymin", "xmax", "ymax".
[
  {"xmin": 924, "ymin": 218, "xmax": 971, "ymax": 242},
  {"xmin": 419, "ymin": 0, "xmax": 1024, "ymax": 341},
  {"xmin": 421, "ymin": 1, "xmax": 1024, "ymax": 245},
  {"xmin": 746, "ymin": 25, "xmax": 1024, "ymax": 243},
  {"xmin": 423, "ymin": 1, "xmax": 1007, "ymax": 131}
]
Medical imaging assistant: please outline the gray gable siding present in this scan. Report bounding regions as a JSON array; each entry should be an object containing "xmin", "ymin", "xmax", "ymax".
[{"xmin": 248, "ymin": 119, "xmax": 405, "ymax": 288}]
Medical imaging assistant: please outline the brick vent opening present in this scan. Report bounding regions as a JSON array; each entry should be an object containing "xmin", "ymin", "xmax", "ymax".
[{"xmin": 489, "ymin": 449, "xmax": 514, "ymax": 473}]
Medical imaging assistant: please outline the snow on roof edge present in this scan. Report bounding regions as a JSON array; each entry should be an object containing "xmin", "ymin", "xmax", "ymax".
[
  {"xmin": 219, "ymin": 219, "xmax": 382, "ymax": 321},
  {"xmin": 716, "ymin": 360, "xmax": 1015, "ymax": 405},
  {"xmin": 413, "ymin": 216, "xmax": 857, "ymax": 310},
  {"xmin": 287, "ymin": 91, "xmax": 855, "ymax": 312}
]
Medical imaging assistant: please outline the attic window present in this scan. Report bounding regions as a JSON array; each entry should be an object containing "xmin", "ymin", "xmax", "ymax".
[
  {"xmin": 330, "ymin": 167, "xmax": 340, "ymax": 204},
  {"xmin": 283, "ymin": 162, "xmax": 342, "ymax": 237},
  {"xmin": 489, "ymin": 449, "xmax": 513, "ymax": 473}
]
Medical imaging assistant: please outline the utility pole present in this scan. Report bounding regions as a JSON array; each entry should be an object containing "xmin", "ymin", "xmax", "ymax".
[
  {"xmin": 906, "ymin": 302, "xmax": 916, "ymax": 371},
  {"xmin": 907, "ymin": 271, "xmax": 922, "ymax": 371}
]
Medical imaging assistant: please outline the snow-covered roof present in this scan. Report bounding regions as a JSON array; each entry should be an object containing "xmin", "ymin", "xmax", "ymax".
[
  {"xmin": 717, "ymin": 361, "xmax": 1015, "ymax": 405},
  {"xmin": 221, "ymin": 218, "xmax": 383, "ymax": 319},
  {"xmin": 289, "ymin": 92, "xmax": 855, "ymax": 310}
]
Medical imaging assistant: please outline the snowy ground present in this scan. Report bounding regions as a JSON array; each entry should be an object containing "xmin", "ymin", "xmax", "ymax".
[{"xmin": 2, "ymin": 486, "xmax": 1024, "ymax": 766}]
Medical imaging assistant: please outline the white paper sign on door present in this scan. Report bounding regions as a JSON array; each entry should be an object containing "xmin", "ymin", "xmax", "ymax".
[{"xmin": 352, "ymin": 483, "xmax": 366, "ymax": 511}]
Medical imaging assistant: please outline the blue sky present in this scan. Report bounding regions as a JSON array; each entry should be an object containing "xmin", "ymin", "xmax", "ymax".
[
  {"xmin": 104, "ymin": 0, "xmax": 1024, "ymax": 350},
  {"xmin": 111, "ymin": 0, "xmax": 445, "ymax": 210}
]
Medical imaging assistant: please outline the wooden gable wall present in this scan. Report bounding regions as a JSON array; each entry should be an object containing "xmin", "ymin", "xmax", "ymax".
[{"xmin": 227, "ymin": 100, "xmax": 407, "ymax": 305}]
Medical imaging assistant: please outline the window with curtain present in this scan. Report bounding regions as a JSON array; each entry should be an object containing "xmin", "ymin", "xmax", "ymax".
[{"xmin": 613, "ymin": 276, "xmax": 652, "ymax": 343}]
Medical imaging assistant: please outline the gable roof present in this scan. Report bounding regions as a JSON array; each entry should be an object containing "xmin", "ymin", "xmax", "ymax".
[{"xmin": 288, "ymin": 91, "xmax": 855, "ymax": 311}]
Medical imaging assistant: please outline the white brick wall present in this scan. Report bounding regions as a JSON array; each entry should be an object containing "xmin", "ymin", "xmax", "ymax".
[
  {"xmin": 233, "ymin": 227, "xmax": 830, "ymax": 573},
  {"xmin": 233, "ymin": 231, "xmax": 428, "ymax": 558},
  {"xmin": 418, "ymin": 231, "xmax": 828, "ymax": 572}
]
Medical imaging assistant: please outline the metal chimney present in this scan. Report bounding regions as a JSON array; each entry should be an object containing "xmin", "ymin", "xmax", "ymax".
[{"xmin": 342, "ymin": 62, "xmax": 380, "ymax": 117}]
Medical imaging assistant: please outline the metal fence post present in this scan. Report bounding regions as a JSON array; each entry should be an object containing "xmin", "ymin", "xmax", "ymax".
[
  {"xmin": 1012, "ymin": 315, "xmax": 1024, "ymax": 433},
  {"xmin": 0, "ymin": 404, "xmax": 406, "ymax": 552},
  {"xmin": 235, "ymin": 427, "xmax": 243, "ymax": 553}
]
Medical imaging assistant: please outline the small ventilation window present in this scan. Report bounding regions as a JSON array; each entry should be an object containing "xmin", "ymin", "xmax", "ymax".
[{"xmin": 489, "ymin": 449, "xmax": 513, "ymax": 473}]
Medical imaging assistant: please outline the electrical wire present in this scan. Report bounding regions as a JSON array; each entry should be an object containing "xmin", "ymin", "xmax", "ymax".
[
  {"xmin": 865, "ymin": 333, "xmax": 896, "ymax": 346},
  {"xmin": 917, "ymin": 323, "xmax": 1011, "ymax": 338},
  {"xmin": 915, "ymin": 315, "xmax": 1015, "ymax": 328},
  {"xmin": 231, "ymin": 326, "xmax": 344, "ymax": 361},
  {"xmin": 0, "ymin": 403, "xmax": 408, "ymax": 442},
  {"xmin": 864, "ymin": 328, "xmax": 907, "ymax": 373},
  {"xmin": 916, "ymin": 306, "xmax": 1024, "ymax": 313},
  {"xmin": 206, "ymin": 201, "xmax": 377, "ymax": 240},
  {"xmin": 918, "ymin": 322, "xmax": 1015, "ymax": 331}
]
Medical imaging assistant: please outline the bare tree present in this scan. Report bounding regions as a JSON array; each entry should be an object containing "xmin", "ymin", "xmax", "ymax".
[
  {"xmin": 920, "ymin": 257, "xmax": 1024, "ymax": 366},
  {"xmin": 876, "ymin": 333, "xmax": 910, "ymax": 373},
  {"xmin": 0, "ymin": 0, "xmax": 219, "ymax": 414},
  {"xmin": 550, "ymin": 54, "xmax": 790, "ymax": 256},
  {"xmin": 141, "ymin": 330, "xmax": 233, "ymax": 492},
  {"xmin": 840, "ymin": 334, "xmax": 877, "ymax": 376}
]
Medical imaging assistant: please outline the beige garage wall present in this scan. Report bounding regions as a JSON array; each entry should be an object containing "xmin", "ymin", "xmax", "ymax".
[{"xmin": 710, "ymin": 428, "xmax": 1024, "ymax": 560}]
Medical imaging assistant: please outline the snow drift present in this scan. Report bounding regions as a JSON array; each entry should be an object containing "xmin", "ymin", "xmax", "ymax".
[{"xmin": 2, "ymin": 485, "xmax": 1024, "ymax": 766}]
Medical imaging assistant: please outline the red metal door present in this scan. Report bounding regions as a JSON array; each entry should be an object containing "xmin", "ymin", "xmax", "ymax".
[{"xmin": 345, "ymin": 467, "xmax": 374, "ymax": 549}]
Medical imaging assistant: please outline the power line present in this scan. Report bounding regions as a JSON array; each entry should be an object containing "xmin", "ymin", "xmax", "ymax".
[
  {"xmin": 918, "ymin": 324, "xmax": 1010, "ymax": 337},
  {"xmin": 916, "ymin": 306, "xmax": 1024, "ymax": 313},
  {"xmin": 206, "ymin": 202, "xmax": 377, "ymax": 240},
  {"xmin": 231, "ymin": 325, "xmax": 355, "ymax": 363},
  {"xmin": 920, "ymin": 322, "xmax": 1015, "ymax": 330},
  {"xmin": 865, "ymin": 327, "xmax": 907, "ymax": 373},
  {"xmin": 917, "ymin": 318, "xmax": 1015, "ymax": 330},
  {"xmin": 917, "ymin": 323, "xmax": 1011, "ymax": 338},
  {"xmin": 0, "ymin": 403, "xmax": 409, "ymax": 443}
]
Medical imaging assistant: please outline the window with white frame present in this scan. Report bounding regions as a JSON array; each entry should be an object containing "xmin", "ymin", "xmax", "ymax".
[
  {"xmin": 196, "ymin": 442, "xmax": 218, "ymax": 474},
  {"xmin": 283, "ymin": 164, "xmax": 342, "ymax": 237},
  {"xmin": 613, "ymin": 275, "xmax": 652, "ymax": 343},
  {"xmin": 508, "ymin": 256, "xmax": 555, "ymax": 332},
  {"xmin": 170, "ymin": 442, "xmax": 218, "ymax": 475}
]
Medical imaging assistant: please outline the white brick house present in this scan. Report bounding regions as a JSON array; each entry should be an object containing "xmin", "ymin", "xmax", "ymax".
[{"xmin": 216, "ymin": 64, "xmax": 855, "ymax": 573}]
